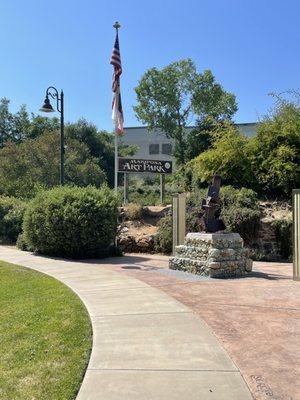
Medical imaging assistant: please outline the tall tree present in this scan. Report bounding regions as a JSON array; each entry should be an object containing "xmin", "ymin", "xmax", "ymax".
[
  {"xmin": 185, "ymin": 93, "xmax": 300, "ymax": 197},
  {"xmin": 27, "ymin": 115, "xmax": 60, "ymax": 140},
  {"xmin": 134, "ymin": 59, "xmax": 237, "ymax": 164},
  {"xmin": 187, "ymin": 123, "xmax": 255, "ymax": 190},
  {"xmin": 0, "ymin": 132, "xmax": 106, "ymax": 199},
  {"xmin": 12, "ymin": 105, "xmax": 31, "ymax": 143},
  {"xmin": 0, "ymin": 98, "xmax": 59, "ymax": 145},
  {"xmin": 247, "ymin": 96, "xmax": 300, "ymax": 196},
  {"xmin": 66, "ymin": 119, "xmax": 138, "ymax": 187},
  {"xmin": 0, "ymin": 98, "xmax": 14, "ymax": 146}
]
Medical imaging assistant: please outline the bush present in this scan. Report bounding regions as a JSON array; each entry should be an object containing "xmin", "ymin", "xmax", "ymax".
[
  {"xmin": 272, "ymin": 218, "xmax": 293, "ymax": 260},
  {"xmin": 154, "ymin": 214, "xmax": 173, "ymax": 254},
  {"xmin": 185, "ymin": 190, "xmax": 206, "ymax": 231},
  {"xmin": 23, "ymin": 185, "xmax": 118, "ymax": 258},
  {"xmin": 220, "ymin": 186, "xmax": 260, "ymax": 244},
  {"xmin": 221, "ymin": 207, "xmax": 260, "ymax": 244},
  {"xmin": 154, "ymin": 186, "xmax": 261, "ymax": 254},
  {"xmin": 128, "ymin": 180, "xmax": 161, "ymax": 206},
  {"xmin": 125, "ymin": 203, "xmax": 143, "ymax": 220},
  {"xmin": 123, "ymin": 177, "xmax": 180, "ymax": 206},
  {"xmin": 16, "ymin": 233, "xmax": 33, "ymax": 251},
  {"xmin": 0, "ymin": 197, "xmax": 27, "ymax": 242},
  {"xmin": 220, "ymin": 186, "xmax": 259, "ymax": 210},
  {"xmin": 185, "ymin": 186, "xmax": 260, "ymax": 244}
]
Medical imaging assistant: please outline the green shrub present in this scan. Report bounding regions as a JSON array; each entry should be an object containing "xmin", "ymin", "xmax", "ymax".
[
  {"xmin": 16, "ymin": 233, "xmax": 33, "ymax": 251},
  {"xmin": 125, "ymin": 203, "xmax": 143, "ymax": 220},
  {"xmin": 185, "ymin": 190, "xmax": 206, "ymax": 231},
  {"xmin": 247, "ymin": 247, "xmax": 278, "ymax": 262},
  {"xmin": 221, "ymin": 207, "xmax": 260, "ymax": 244},
  {"xmin": 124, "ymin": 177, "xmax": 180, "ymax": 206},
  {"xmin": 154, "ymin": 186, "xmax": 261, "ymax": 254},
  {"xmin": 23, "ymin": 185, "xmax": 118, "ymax": 259},
  {"xmin": 154, "ymin": 214, "xmax": 173, "ymax": 254},
  {"xmin": 272, "ymin": 218, "xmax": 293, "ymax": 259},
  {"xmin": 186, "ymin": 187, "xmax": 260, "ymax": 244},
  {"xmin": 219, "ymin": 186, "xmax": 260, "ymax": 244},
  {"xmin": 0, "ymin": 197, "xmax": 27, "ymax": 242},
  {"xmin": 220, "ymin": 186, "xmax": 259, "ymax": 209}
]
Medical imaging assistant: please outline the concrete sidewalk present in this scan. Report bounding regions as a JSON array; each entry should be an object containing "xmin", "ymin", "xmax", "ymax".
[
  {"xmin": 0, "ymin": 246, "xmax": 252, "ymax": 400},
  {"xmin": 109, "ymin": 255, "xmax": 299, "ymax": 400}
]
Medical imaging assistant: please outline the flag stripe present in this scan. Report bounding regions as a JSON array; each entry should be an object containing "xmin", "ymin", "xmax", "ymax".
[{"xmin": 110, "ymin": 31, "xmax": 124, "ymax": 135}]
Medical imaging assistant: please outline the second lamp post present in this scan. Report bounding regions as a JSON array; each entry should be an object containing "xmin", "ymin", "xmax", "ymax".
[{"xmin": 40, "ymin": 86, "xmax": 65, "ymax": 185}]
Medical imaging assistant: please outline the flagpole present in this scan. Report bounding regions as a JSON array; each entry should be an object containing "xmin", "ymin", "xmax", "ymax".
[
  {"xmin": 113, "ymin": 21, "xmax": 121, "ymax": 193},
  {"xmin": 114, "ymin": 125, "xmax": 118, "ymax": 193}
]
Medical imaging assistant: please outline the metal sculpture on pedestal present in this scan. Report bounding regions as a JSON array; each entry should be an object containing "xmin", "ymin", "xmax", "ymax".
[
  {"xmin": 198, "ymin": 174, "xmax": 226, "ymax": 233},
  {"xmin": 170, "ymin": 174, "xmax": 253, "ymax": 278}
]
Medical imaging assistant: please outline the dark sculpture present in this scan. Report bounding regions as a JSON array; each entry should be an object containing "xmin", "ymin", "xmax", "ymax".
[{"xmin": 198, "ymin": 175, "xmax": 226, "ymax": 233}]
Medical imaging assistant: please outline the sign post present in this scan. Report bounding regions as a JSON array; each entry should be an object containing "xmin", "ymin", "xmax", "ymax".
[
  {"xmin": 172, "ymin": 193, "xmax": 186, "ymax": 254},
  {"xmin": 293, "ymin": 189, "xmax": 300, "ymax": 281},
  {"xmin": 118, "ymin": 158, "xmax": 172, "ymax": 205},
  {"xmin": 160, "ymin": 174, "xmax": 165, "ymax": 204},
  {"xmin": 123, "ymin": 173, "xmax": 128, "ymax": 204}
]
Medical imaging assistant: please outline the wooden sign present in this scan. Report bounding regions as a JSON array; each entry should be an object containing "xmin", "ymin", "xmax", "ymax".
[{"xmin": 118, "ymin": 158, "xmax": 172, "ymax": 174}]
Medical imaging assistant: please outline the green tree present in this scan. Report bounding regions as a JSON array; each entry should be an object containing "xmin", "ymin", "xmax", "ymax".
[
  {"xmin": 26, "ymin": 115, "xmax": 60, "ymax": 140},
  {"xmin": 12, "ymin": 105, "xmax": 31, "ymax": 143},
  {"xmin": 134, "ymin": 59, "xmax": 237, "ymax": 164},
  {"xmin": 188, "ymin": 123, "xmax": 254, "ymax": 189},
  {"xmin": 66, "ymin": 119, "xmax": 138, "ymax": 187},
  {"xmin": 185, "ymin": 119, "xmax": 230, "ymax": 161},
  {"xmin": 248, "ymin": 98, "xmax": 300, "ymax": 196},
  {"xmin": 185, "ymin": 93, "xmax": 300, "ymax": 198},
  {"xmin": 0, "ymin": 98, "xmax": 14, "ymax": 146},
  {"xmin": 0, "ymin": 132, "xmax": 106, "ymax": 199},
  {"xmin": 0, "ymin": 98, "xmax": 59, "ymax": 145}
]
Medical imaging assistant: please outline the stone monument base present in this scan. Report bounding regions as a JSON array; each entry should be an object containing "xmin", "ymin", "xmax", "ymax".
[{"xmin": 169, "ymin": 232, "xmax": 253, "ymax": 278}]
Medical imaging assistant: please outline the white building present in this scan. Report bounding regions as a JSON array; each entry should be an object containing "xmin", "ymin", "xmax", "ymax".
[{"xmin": 122, "ymin": 123, "xmax": 257, "ymax": 162}]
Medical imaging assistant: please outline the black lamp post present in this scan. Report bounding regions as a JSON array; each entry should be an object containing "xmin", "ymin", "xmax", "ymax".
[{"xmin": 40, "ymin": 86, "xmax": 65, "ymax": 185}]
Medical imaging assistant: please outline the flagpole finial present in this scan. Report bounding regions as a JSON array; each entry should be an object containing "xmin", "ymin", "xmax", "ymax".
[{"xmin": 113, "ymin": 21, "xmax": 121, "ymax": 32}]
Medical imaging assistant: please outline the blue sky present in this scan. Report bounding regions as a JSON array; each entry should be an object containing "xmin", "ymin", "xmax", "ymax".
[{"xmin": 1, "ymin": 0, "xmax": 299, "ymax": 131}]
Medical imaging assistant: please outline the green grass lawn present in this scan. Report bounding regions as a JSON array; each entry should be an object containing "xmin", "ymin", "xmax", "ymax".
[{"xmin": 0, "ymin": 261, "xmax": 92, "ymax": 400}]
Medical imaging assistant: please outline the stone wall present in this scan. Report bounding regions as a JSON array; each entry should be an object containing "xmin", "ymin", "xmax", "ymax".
[
  {"xmin": 170, "ymin": 233, "xmax": 253, "ymax": 278},
  {"xmin": 250, "ymin": 201, "xmax": 292, "ymax": 260}
]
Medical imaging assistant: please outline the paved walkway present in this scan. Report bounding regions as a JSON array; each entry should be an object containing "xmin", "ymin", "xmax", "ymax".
[
  {"xmin": 108, "ymin": 255, "xmax": 299, "ymax": 400},
  {"xmin": 0, "ymin": 246, "xmax": 252, "ymax": 400}
]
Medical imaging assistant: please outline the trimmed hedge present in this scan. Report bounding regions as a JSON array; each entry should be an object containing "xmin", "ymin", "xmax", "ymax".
[
  {"xmin": 23, "ymin": 185, "xmax": 118, "ymax": 258},
  {"xmin": 0, "ymin": 197, "xmax": 27, "ymax": 242}
]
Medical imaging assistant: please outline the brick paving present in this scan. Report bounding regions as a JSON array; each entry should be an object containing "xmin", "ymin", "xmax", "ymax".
[{"xmin": 106, "ymin": 255, "xmax": 299, "ymax": 400}]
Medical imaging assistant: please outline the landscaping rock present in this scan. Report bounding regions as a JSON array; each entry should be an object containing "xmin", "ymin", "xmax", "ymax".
[{"xmin": 118, "ymin": 234, "xmax": 155, "ymax": 253}]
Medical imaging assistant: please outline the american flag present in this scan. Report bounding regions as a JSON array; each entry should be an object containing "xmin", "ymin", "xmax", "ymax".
[{"xmin": 110, "ymin": 31, "xmax": 124, "ymax": 135}]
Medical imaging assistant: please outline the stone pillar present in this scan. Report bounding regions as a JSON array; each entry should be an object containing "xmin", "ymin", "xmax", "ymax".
[{"xmin": 169, "ymin": 232, "xmax": 253, "ymax": 278}]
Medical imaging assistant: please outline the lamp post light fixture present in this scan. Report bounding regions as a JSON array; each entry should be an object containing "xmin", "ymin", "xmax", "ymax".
[{"xmin": 40, "ymin": 86, "xmax": 65, "ymax": 185}]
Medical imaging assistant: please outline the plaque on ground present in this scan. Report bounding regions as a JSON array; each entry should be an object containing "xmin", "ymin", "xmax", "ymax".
[{"xmin": 118, "ymin": 158, "xmax": 172, "ymax": 174}]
